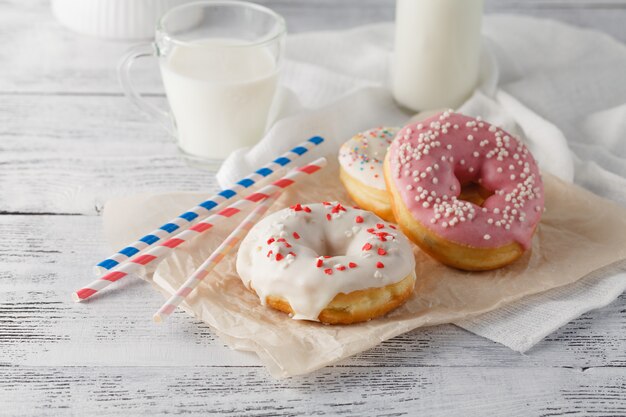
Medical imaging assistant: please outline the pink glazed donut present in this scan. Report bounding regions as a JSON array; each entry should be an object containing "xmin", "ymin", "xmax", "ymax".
[{"xmin": 383, "ymin": 111, "xmax": 545, "ymax": 271}]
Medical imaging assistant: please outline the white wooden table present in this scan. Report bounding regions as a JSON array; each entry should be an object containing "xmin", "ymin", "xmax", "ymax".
[{"xmin": 2, "ymin": 1, "xmax": 625, "ymax": 415}]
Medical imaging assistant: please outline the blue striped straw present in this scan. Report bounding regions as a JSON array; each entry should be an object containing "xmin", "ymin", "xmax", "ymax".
[{"xmin": 95, "ymin": 136, "xmax": 324, "ymax": 273}]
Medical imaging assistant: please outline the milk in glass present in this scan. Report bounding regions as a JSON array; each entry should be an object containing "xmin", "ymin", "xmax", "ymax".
[{"xmin": 160, "ymin": 39, "xmax": 278, "ymax": 159}]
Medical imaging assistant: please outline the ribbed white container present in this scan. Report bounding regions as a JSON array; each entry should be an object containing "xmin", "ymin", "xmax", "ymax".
[{"xmin": 51, "ymin": 0, "xmax": 193, "ymax": 40}]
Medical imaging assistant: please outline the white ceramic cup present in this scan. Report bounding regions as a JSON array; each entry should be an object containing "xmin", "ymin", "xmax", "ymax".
[{"xmin": 51, "ymin": 0, "xmax": 194, "ymax": 40}]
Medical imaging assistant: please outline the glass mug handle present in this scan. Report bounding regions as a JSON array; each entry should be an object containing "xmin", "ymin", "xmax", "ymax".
[{"xmin": 118, "ymin": 43, "xmax": 175, "ymax": 135}]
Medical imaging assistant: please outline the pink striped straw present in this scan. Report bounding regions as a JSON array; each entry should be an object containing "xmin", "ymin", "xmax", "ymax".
[
  {"xmin": 153, "ymin": 191, "xmax": 281, "ymax": 322},
  {"xmin": 72, "ymin": 157, "xmax": 327, "ymax": 302}
]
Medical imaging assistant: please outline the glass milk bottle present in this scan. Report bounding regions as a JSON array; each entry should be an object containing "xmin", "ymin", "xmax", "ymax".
[{"xmin": 392, "ymin": 0, "xmax": 484, "ymax": 111}]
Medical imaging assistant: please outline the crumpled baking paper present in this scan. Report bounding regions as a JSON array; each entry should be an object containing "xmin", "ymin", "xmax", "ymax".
[{"xmin": 103, "ymin": 163, "xmax": 626, "ymax": 378}]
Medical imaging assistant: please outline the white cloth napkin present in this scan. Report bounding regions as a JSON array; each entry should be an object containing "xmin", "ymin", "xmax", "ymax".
[{"xmin": 216, "ymin": 15, "xmax": 626, "ymax": 352}]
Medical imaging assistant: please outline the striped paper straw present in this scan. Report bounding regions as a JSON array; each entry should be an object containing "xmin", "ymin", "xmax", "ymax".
[
  {"xmin": 72, "ymin": 157, "xmax": 327, "ymax": 302},
  {"xmin": 95, "ymin": 136, "xmax": 324, "ymax": 273},
  {"xmin": 153, "ymin": 191, "xmax": 281, "ymax": 323}
]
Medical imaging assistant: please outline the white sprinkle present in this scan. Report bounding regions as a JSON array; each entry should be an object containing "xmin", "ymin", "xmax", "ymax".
[{"xmin": 484, "ymin": 234, "xmax": 491, "ymax": 240}]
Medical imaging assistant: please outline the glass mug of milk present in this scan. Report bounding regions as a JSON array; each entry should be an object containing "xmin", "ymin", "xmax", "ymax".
[{"xmin": 119, "ymin": 1, "xmax": 286, "ymax": 162}]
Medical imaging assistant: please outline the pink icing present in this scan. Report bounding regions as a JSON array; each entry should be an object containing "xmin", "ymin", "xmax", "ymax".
[{"xmin": 388, "ymin": 111, "xmax": 544, "ymax": 249}]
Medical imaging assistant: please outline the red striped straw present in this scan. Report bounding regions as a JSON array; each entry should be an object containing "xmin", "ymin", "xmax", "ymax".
[
  {"xmin": 153, "ymin": 191, "xmax": 281, "ymax": 323},
  {"xmin": 72, "ymin": 157, "xmax": 327, "ymax": 302}
]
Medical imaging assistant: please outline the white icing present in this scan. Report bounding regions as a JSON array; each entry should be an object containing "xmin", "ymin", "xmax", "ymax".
[
  {"xmin": 236, "ymin": 203, "xmax": 416, "ymax": 321},
  {"xmin": 338, "ymin": 127, "xmax": 399, "ymax": 190}
]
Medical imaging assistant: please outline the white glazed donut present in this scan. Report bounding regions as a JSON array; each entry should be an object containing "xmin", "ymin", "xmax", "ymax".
[
  {"xmin": 236, "ymin": 202, "xmax": 416, "ymax": 324},
  {"xmin": 338, "ymin": 127, "xmax": 399, "ymax": 222}
]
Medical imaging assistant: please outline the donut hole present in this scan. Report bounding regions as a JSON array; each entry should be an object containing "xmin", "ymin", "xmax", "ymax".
[
  {"xmin": 458, "ymin": 181, "xmax": 494, "ymax": 207},
  {"xmin": 318, "ymin": 239, "xmax": 349, "ymax": 258}
]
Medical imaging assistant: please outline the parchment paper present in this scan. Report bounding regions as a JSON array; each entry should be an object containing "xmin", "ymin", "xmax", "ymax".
[{"xmin": 103, "ymin": 163, "xmax": 626, "ymax": 378}]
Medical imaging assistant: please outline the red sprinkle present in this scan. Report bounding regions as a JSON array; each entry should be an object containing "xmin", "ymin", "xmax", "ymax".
[
  {"xmin": 304, "ymin": 206, "xmax": 312, "ymax": 213},
  {"xmin": 267, "ymin": 238, "xmax": 275, "ymax": 245},
  {"xmin": 324, "ymin": 256, "xmax": 331, "ymax": 259},
  {"xmin": 293, "ymin": 232, "xmax": 300, "ymax": 239},
  {"xmin": 277, "ymin": 238, "xmax": 286, "ymax": 242},
  {"xmin": 331, "ymin": 203, "xmax": 346, "ymax": 214},
  {"xmin": 378, "ymin": 248, "xmax": 387, "ymax": 256},
  {"xmin": 322, "ymin": 201, "xmax": 331, "ymax": 206},
  {"xmin": 275, "ymin": 253, "xmax": 284, "ymax": 261},
  {"xmin": 389, "ymin": 224, "xmax": 397, "ymax": 230},
  {"xmin": 288, "ymin": 251, "xmax": 296, "ymax": 257},
  {"xmin": 324, "ymin": 268, "xmax": 333, "ymax": 275},
  {"xmin": 316, "ymin": 258, "xmax": 323, "ymax": 268},
  {"xmin": 267, "ymin": 250, "xmax": 273, "ymax": 258},
  {"xmin": 348, "ymin": 262, "xmax": 357, "ymax": 268},
  {"xmin": 336, "ymin": 265, "xmax": 346, "ymax": 271},
  {"xmin": 367, "ymin": 228, "xmax": 375, "ymax": 233},
  {"xmin": 362, "ymin": 243, "xmax": 373, "ymax": 251},
  {"xmin": 326, "ymin": 213, "xmax": 332, "ymax": 221},
  {"xmin": 290, "ymin": 203, "xmax": 303, "ymax": 211},
  {"xmin": 376, "ymin": 223, "xmax": 384, "ymax": 229},
  {"xmin": 355, "ymin": 216, "xmax": 364, "ymax": 224},
  {"xmin": 376, "ymin": 262, "xmax": 384, "ymax": 269}
]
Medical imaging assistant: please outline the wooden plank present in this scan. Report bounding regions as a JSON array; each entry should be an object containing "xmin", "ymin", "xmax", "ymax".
[
  {"xmin": 1, "ymin": 366, "xmax": 625, "ymax": 416},
  {"xmin": 0, "ymin": 94, "xmax": 169, "ymax": 150},
  {"xmin": 0, "ymin": 95, "xmax": 215, "ymax": 214},
  {"xmin": 0, "ymin": 214, "xmax": 624, "ymax": 370},
  {"xmin": 0, "ymin": 152, "xmax": 215, "ymax": 215}
]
